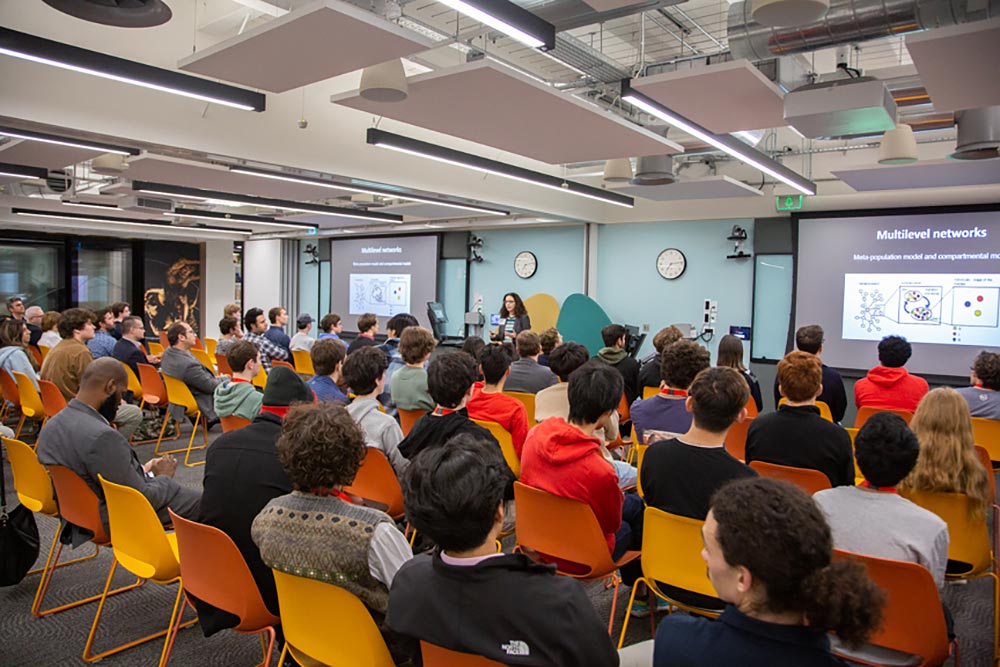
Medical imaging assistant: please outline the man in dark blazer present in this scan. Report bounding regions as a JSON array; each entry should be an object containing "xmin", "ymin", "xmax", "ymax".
[
  {"xmin": 159, "ymin": 321, "xmax": 225, "ymax": 426},
  {"xmin": 112, "ymin": 315, "xmax": 160, "ymax": 378}
]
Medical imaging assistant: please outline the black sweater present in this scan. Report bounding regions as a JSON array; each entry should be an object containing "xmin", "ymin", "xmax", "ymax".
[
  {"xmin": 745, "ymin": 404, "xmax": 855, "ymax": 487},
  {"xmin": 398, "ymin": 409, "xmax": 497, "ymax": 461},
  {"xmin": 772, "ymin": 363, "xmax": 848, "ymax": 423}
]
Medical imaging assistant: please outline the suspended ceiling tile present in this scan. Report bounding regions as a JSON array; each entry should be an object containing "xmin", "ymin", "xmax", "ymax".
[
  {"xmin": 177, "ymin": 0, "xmax": 435, "ymax": 93},
  {"xmin": 906, "ymin": 20, "xmax": 1000, "ymax": 113},
  {"xmin": 611, "ymin": 176, "xmax": 764, "ymax": 201},
  {"xmin": 380, "ymin": 201, "xmax": 475, "ymax": 219},
  {"xmin": 281, "ymin": 212, "xmax": 387, "ymax": 228},
  {"xmin": 832, "ymin": 159, "xmax": 1000, "ymax": 191},
  {"xmin": 630, "ymin": 60, "xmax": 786, "ymax": 134},
  {"xmin": 578, "ymin": 0, "xmax": 659, "ymax": 12},
  {"xmin": 331, "ymin": 60, "xmax": 684, "ymax": 164},
  {"xmin": 0, "ymin": 139, "xmax": 104, "ymax": 170}
]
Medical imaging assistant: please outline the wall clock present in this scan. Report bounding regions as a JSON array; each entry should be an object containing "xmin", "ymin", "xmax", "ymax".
[
  {"xmin": 656, "ymin": 248, "xmax": 687, "ymax": 280},
  {"xmin": 514, "ymin": 251, "xmax": 537, "ymax": 279}
]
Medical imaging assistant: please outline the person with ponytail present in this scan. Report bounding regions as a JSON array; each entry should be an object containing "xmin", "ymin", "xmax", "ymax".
[{"xmin": 652, "ymin": 477, "xmax": 884, "ymax": 666}]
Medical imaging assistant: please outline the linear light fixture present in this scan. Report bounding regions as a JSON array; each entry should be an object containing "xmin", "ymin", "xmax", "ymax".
[
  {"xmin": 0, "ymin": 27, "xmax": 266, "ymax": 112},
  {"xmin": 365, "ymin": 129, "xmax": 634, "ymax": 208},
  {"xmin": 0, "ymin": 162, "xmax": 48, "ymax": 180},
  {"xmin": 0, "ymin": 126, "xmax": 140, "ymax": 156},
  {"xmin": 12, "ymin": 208, "xmax": 251, "ymax": 237},
  {"xmin": 171, "ymin": 208, "xmax": 316, "ymax": 231},
  {"xmin": 229, "ymin": 166, "xmax": 510, "ymax": 216},
  {"xmin": 620, "ymin": 81, "xmax": 817, "ymax": 196},
  {"xmin": 131, "ymin": 181, "xmax": 405, "ymax": 223},
  {"xmin": 63, "ymin": 201, "xmax": 120, "ymax": 210},
  {"xmin": 436, "ymin": 0, "xmax": 556, "ymax": 50}
]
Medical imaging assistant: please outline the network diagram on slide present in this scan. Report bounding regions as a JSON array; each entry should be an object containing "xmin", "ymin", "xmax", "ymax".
[
  {"xmin": 843, "ymin": 273, "xmax": 999, "ymax": 346},
  {"xmin": 349, "ymin": 273, "xmax": 411, "ymax": 317}
]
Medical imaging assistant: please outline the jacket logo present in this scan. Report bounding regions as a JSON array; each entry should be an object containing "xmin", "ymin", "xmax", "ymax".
[{"xmin": 501, "ymin": 640, "xmax": 530, "ymax": 656}]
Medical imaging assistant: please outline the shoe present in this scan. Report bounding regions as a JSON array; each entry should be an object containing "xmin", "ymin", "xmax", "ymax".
[{"xmin": 629, "ymin": 597, "xmax": 671, "ymax": 618}]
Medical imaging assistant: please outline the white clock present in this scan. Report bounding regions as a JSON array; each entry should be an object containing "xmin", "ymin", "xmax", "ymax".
[
  {"xmin": 656, "ymin": 248, "xmax": 687, "ymax": 280},
  {"xmin": 514, "ymin": 251, "xmax": 537, "ymax": 279}
]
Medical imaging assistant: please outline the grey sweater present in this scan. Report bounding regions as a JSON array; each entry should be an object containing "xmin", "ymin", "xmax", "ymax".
[{"xmin": 346, "ymin": 398, "xmax": 409, "ymax": 476}]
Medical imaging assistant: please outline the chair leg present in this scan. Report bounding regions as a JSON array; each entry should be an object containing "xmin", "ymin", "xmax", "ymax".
[
  {"xmin": 607, "ymin": 574, "xmax": 621, "ymax": 636},
  {"xmin": 154, "ymin": 410, "xmax": 172, "ymax": 452},
  {"xmin": 183, "ymin": 412, "xmax": 207, "ymax": 467},
  {"xmin": 257, "ymin": 627, "xmax": 276, "ymax": 667},
  {"xmin": 29, "ymin": 527, "xmax": 100, "ymax": 610},
  {"xmin": 14, "ymin": 412, "xmax": 26, "ymax": 439},
  {"xmin": 157, "ymin": 583, "xmax": 188, "ymax": 667},
  {"xmin": 617, "ymin": 577, "xmax": 646, "ymax": 648},
  {"xmin": 155, "ymin": 411, "xmax": 190, "ymax": 455},
  {"xmin": 34, "ymin": 540, "xmax": 140, "ymax": 618},
  {"xmin": 277, "ymin": 642, "xmax": 289, "ymax": 667}
]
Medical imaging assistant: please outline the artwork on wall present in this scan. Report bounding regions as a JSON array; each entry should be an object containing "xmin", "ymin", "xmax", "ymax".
[{"xmin": 143, "ymin": 241, "xmax": 200, "ymax": 336}]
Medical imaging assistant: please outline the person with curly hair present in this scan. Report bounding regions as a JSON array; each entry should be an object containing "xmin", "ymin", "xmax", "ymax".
[
  {"xmin": 537, "ymin": 327, "xmax": 562, "ymax": 367},
  {"xmin": 38, "ymin": 310, "xmax": 62, "ymax": 349},
  {"xmin": 630, "ymin": 339, "xmax": 710, "ymax": 444},
  {"xmin": 854, "ymin": 335, "xmax": 929, "ymax": 412},
  {"xmin": 957, "ymin": 350, "xmax": 1000, "ymax": 420},
  {"xmin": 638, "ymin": 325, "xmax": 684, "ymax": 391},
  {"xmin": 491, "ymin": 292, "xmax": 530, "ymax": 342},
  {"xmin": 651, "ymin": 477, "xmax": 884, "ymax": 666}
]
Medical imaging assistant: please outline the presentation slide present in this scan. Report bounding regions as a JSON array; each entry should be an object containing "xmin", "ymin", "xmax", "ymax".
[
  {"xmin": 330, "ymin": 235, "xmax": 438, "ymax": 332},
  {"xmin": 796, "ymin": 210, "xmax": 1000, "ymax": 376}
]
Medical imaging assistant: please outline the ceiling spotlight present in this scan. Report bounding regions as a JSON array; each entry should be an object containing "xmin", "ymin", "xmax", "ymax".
[
  {"xmin": 359, "ymin": 59, "xmax": 408, "ymax": 103},
  {"xmin": 602, "ymin": 158, "xmax": 633, "ymax": 183},
  {"xmin": 877, "ymin": 124, "xmax": 918, "ymax": 165},
  {"xmin": 750, "ymin": 0, "xmax": 830, "ymax": 27}
]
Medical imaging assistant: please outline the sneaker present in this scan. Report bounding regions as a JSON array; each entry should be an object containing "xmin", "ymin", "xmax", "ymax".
[{"xmin": 629, "ymin": 597, "xmax": 671, "ymax": 618}]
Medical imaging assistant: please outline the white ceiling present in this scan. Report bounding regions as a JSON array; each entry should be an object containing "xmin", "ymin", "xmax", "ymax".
[
  {"xmin": 611, "ymin": 175, "xmax": 765, "ymax": 200},
  {"xmin": 905, "ymin": 19, "xmax": 1000, "ymax": 114},
  {"xmin": 832, "ymin": 159, "xmax": 1000, "ymax": 191}
]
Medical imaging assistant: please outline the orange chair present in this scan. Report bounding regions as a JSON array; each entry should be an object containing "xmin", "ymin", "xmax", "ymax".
[
  {"xmin": 345, "ymin": 447, "xmax": 405, "ymax": 519},
  {"xmin": 854, "ymin": 405, "xmax": 913, "ymax": 429},
  {"xmin": 743, "ymin": 398, "xmax": 759, "ymax": 419},
  {"xmin": 161, "ymin": 375, "xmax": 210, "ymax": 467},
  {"xmin": 472, "ymin": 419, "xmax": 521, "ymax": 478},
  {"xmin": 398, "ymin": 408, "xmax": 427, "ymax": 437},
  {"xmin": 513, "ymin": 481, "xmax": 640, "ymax": 633},
  {"xmin": 504, "ymin": 391, "xmax": 537, "ymax": 426},
  {"xmin": 748, "ymin": 460, "xmax": 832, "ymax": 495},
  {"xmin": 723, "ymin": 416, "xmax": 752, "ymax": 462},
  {"xmin": 617, "ymin": 392, "xmax": 631, "ymax": 425},
  {"xmin": 138, "ymin": 363, "xmax": 186, "ymax": 452},
  {"xmin": 158, "ymin": 331, "xmax": 169, "ymax": 349},
  {"xmin": 166, "ymin": 511, "xmax": 280, "ymax": 666},
  {"xmin": 292, "ymin": 349, "xmax": 314, "ymax": 375},
  {"xmin": 13, "ymin": 371, "xmax": 47, "ymax": 434},
  {"xmin": 220, "ymin": 415, "xmax": 252, "ymax": 433},
  {"xmin": 973, "ymin": 417, "xmax": 1000, "ymax": 467},
  {"xmin": 271, "ymin": 359, "xmax": 296, "ymax": 372},
  {"xmin": 215, "ymin": 353, "xmax": 234, "ymax": 376},
  {"xmin": 27, "ymin": 344, "xmax": 43, "ymax": 367},
  {"xmin": 421, "ymin": 641, "xmax": 505, "ymax": 666},
  {"xmin": 0, "ymin": 368, "xmax": 24, "ymax": 436}
]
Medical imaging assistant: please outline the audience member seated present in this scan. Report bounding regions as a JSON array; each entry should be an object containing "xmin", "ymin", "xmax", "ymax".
[
  {"xmin": 41, "ymin": 309, "xmax": 143, "ymax": 440},
  {"xmin": 110, "ymin": 302, "xmax": 129, "ymax": 340},
  {"xmin": 638, "ymin": 326, "xmax": 684, "ymax": 391},
  {"xmin": 252, "ymin": 402, "xmax": 413, "ymax": 660},
  {"xmin": 213, "ymin": 341, "xmax": 263, "ymax": 422},
  {"xmin": 243, "ymin": 307, "xmax": 289, "ymax": 372},
  {"xmin": 112, "ymin": 315, "xmax": 160, "ymax": 378},
  {"xmin": 596, "ymin": 324, "xmax": 640, "ymax": 406},
  {"xmin": 307, "ymin": 338, "xmax": 348, "ymax": 403},
  {"xmin": 37, "ymin": 358, "xmax": 200, "ymax": 532},
  {"xmin": 504, "ymin": 331, "xmax": 558, "ymax": 394},
  {"xmin": 466, "ymin": 344, "xmax": 529, "ymax": 456},
  {"xmin": 398, "ymin": 352, "xmax": 498, "ymax": 461},
  {"xmin": 460, "ymin": 335, "xmax": 486, "ymax": 364},
  {"xmin": 854, "ymin": 335, "xmax": 928, "ymax": 412},
  {"xmin": 37, "ymin": 310, "xmax": 61, "ymax": 349},
  {"xmin": 160, "ymin": 322, "xmax": 225, "ymax": 428},
  {"xmin": 537, "ymin": 327, "xmax": 562, "ymax": 367},
  {"xmin": 378, "ymin": 313, "xmax": 418, "ymax": 406},
  {"xmin": 344, "ymin": 346, "xmax": 408, "ymax": 476},
  {"xmin": 652, "ymin": 477, "xmax": 883, "ymax": 666},
  {"xmin": 24, "ymin": 305, "xmax": 43, "ymax": 346},
  {"xmin": 215, "ymin": 316, "xmax": 241, "ymax": 356},
  {"xmin": 318, "ymin": 312, "xmax": 343, "ymax": 340},
  {"xmin": 772, "ymin": 325, "xmax": 847, "ymax": 423},
  {"xmin": 630, "ymin": 340, "xmax": 709, "ymax": 444},
  {"xmin": 388, "ymin": 433, "xmax": 620, "ymax": 666},
  {"xmin": 746, "ymin": 351, "xmax": 854, "ymax": 487},
  {"xmin": 87, "ymin": 307, "xmax": 117, "ymax": 359},
  {"xmin": 197, "ymin": 366, "xmax": 313, "ymax": 635},
  {"xmin": 5, "ymin": 296, "xmax": 24, "ymax": 322},
  {"xmin": 0, "ymin": 318, "xmax": 39, "ymax": 389},
  {"xmin": 389, "ymin": 326, "xmax": 436, "ymax": 412},
  {"xmin": 263, "ymin": 306, "xmax": 291, "ymax": 355},
  {"xmin": 814, "ymin": 413, "xmax": 948, "ymax": 588},
  {"xmin": 223, "ymin": 304, "xmax": 243, "ymax": 338},
  {"xmin": 289, "ymin": 313, "xmax": 314, "ymax": 353},
  {"xmin": 899, "ymin": 387, "xmax": 991, "ymax": 520},
  {"xmin": 716, "ymin": 334, "xmax": 761, "ymax": 413},
  {"xmin": 348, "ymin": 312, "xmax": 379, "ymax": 355},
  {"xmin": 958, "ymin": 351, "xmax": 1000, "ymax": 420}
]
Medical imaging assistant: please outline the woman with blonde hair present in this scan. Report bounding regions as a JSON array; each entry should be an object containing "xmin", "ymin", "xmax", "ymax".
[{"xmin": 900, "ymin": 387, "xmax": 992, "ymax": 519}]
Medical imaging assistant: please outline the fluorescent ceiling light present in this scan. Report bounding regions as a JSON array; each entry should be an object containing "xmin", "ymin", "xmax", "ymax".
[
  {"xmin": 0, "ymin": 27, "xmax": 266, "ymax": 112},
  {"xmin": 621, "ymin": 82, "xmax": 816, "ymax": 196},
  {"xmin": 435, "ymin": 0, "xmax": 556, "ymax": 51},
  {"xmin": 0, "ymin": 162, "xmax": 48, "ymax": 180},
  {"xmin": 63, "ymin": 201, "xmax": 120, "ymax": 210},
  {"xmin": 12, "ymin": 208, "xmax": 251, "ymax": 236},
  {"xmin": 170, "ymin": 208, "xmax": 315, "ymax": 231},
  {"xmin": 229, "ymin": 166, "xmax": 509, "ymax": 216},
  {"xmin": 0, "ymin": 127, "xmax": 140, "ymax": 156},
  {"xmin": 366, "ymin": 129, "xmax": 634, "ymax": 208}
]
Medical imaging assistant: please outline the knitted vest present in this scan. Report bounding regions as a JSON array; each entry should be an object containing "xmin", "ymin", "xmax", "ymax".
[{"xmin": 252, "ymin": 491, "xmax": 392, "ymax": 614}]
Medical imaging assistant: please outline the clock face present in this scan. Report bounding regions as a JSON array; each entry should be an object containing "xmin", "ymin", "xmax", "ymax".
[
  {"xmin": 656, "ymin": 248, "xmax": 686, "ymax": 280},
  {"xmin": 514, "ymin": 251, "xmax": 537, "ymax": 279}
]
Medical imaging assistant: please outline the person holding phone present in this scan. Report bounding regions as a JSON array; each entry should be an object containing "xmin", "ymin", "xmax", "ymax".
[{"xmin": 492, "ymin": 292, "xmax": 531, "ymax": 342}]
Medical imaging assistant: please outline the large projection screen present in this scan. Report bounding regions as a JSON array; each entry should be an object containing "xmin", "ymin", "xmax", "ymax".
[{"xmin": 795, "ymin": 209, "xmax": 1000, "ymax": 377}]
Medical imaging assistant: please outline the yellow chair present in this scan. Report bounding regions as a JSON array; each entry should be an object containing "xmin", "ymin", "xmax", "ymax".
[
  {"xmin": 191, "ymin": 348, "xmax": 216, "ymax": 374},
  {"xmin": 119, "ymin": 362, "xmax": 144, "ymax": 399},
  {"xmin": 504, "ymin": 391, "xmax": 537, "ymax": 426},
  {"xmin": 148, "ymin": 341, "xmax": 165, "ymax": 356},
  {"xmin": 642, "ymin": 385, "xmax": 658, "ymax": 399},
  {"xmin": 472, "ymin": 419, "xmax": 521, "ymax": 477},
  {"xmin": 161, "ymin": 375, "xmax": 209, "ymax": 467},
  {"xmin": 777, "ymin": 397, "xmax": 833, "ymax": 422},
  {"xmin": 618, "ymin": 507, "xmax": 722, "ymax": 648},
  {"xmin": 272, "ymin": 569, "xmax": 395, "ymax": 667},
  {"xmin": 204, "ymin": 337, "xmax": 218, "ymax": 358},
  {"xmin": 634, "ymin": 442, "xmax": 649, "ymax": 499},
  {"xmin": 252, "ymin": 365, "xmax": 268, "ymax": 389},
  {"xmin": 292, "ymin": 349, "xmax": 315, "ymax": 376},
  {"xmin": 94, "ymin": 475, "xmax": 196, "ymax": 666},
  {"xmin": 845, "ymin": 427, "xmax": 864, "ymax": 484},
  {"xmin": 12, "ymin": 371, "xmax": 48, "ymax": 433},
  {"xmin": 38, "ymin": 344, "xmax": 50, "ymax": 360},
  {"xmin": 973, "ymin": 417, "xmax": 1000, "ymax": 468}
]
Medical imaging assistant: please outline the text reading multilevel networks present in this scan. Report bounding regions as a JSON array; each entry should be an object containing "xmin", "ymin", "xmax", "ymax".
[{"xmin": 875, "ymin": 227, "xmax": 989, "ymax": 240}]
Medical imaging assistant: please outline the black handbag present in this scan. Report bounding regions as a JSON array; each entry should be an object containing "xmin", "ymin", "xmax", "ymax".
[{"xmin": 0, "ymin": 441, "xmax": 40, "ymax": 586}]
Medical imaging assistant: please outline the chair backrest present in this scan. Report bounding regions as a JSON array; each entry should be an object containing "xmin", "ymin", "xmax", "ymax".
[
  {"xmin": 854, "ymin": 406, "xmax": 913, "ymax": 429},
  {"xmin": 137, "ymin": 363, "xmax": 168, "ymax": 407},
  {"xmin": 168, "ymin": 510, "xmax": 279, "ymax": 632},
  {"xmin": 899, "ymin": 489, "xmax": 993, "ymax": 576},
  {"xmin": 344, "ymin": 448, "xmax": 405, "ymax": 518},
  {"xmin": 397, "ymin": 408, "xmax": 426, "ymax": 437},
  {"xmin": 252, "ymin": 366, "xmax": 268, "ymax": 389},
  {"xmin": 215, "ymin": 353, "xmax": 234, "ymax": 376},
  {"xmin": 420, "ymin": 641, "xmax": 506, "ymax": 667},
  {"xmin": 974, "ymin": 445, "xmax": 996, "ymax": 501},
  {"xmin": 27, "ymin": 345, "xmax": 42, "ymax": 367},
  {"xmin": 513, "ymin": 481, "xmax": 617, "ymax": 579},
  {"xmin": 3, "ymin": 436, "xmax": 57, "ymax": 515},
  {"xmin": 162, "ymin": 374, "xmax": 200, "ymax": 415},
  {"xmin": 0, "ymin": 368, "xmax": 22, "ymax": 408},
  {"xmin": 98, "ymin": 475, "xmax": 179, "ymax": 581},
  {"xmin": 743, "ymin": 398, "xmax": 759, "ymax": 419},
  {"xmin": 13, "ymin": 371, "xmax": 45, "ymax": 420},
  {"xmin": 158, "ymin": 332, "xmax": 169, "ymax": 349},
  {"xmin": 118, "ymin": 362, "xmax": 144, "ymax": 398},
  {"xmin": 38, "ymin": 344, "xmax": 50, "ymax": 360},
  {"xmin": 148, "ymin": 341, "xmax": 165, "ymax": 356},
  {"xmin": 220, "ymin": 415, "xmax": 252, "ymax": 433},
  {"xmin": 973, "ymin": 417, "xmax": 1000, "ymax": 464},
  {"xmin": 204, "ymin": 337, "xmax": 218, "ymax": 358},
  {"xmin": 845, "ymin": 427, "xmax": 863, "ymax": 483},
  {"xmin": 472, "ymin": 419, "xmax": 521, "ymax": 477},
  {"xmin": 749, "ymin": 460, "xmax": 832, "ymax": 495},
  {"xmin": 777, "ymin": 397, "xmax": 834, "ymax": 422},
  {"xmin": 504, "ymin": 391, "xmax": 537, "ymax": 426},
  {"xmin": 271, "ymin": 360, "xmax": 296, "ymax": 372},
  {"xmin": 46, "ymin": 465, "xmax": 110, "ymax": 545},
  {"xmin": 272, "ymin": 569, "xmax": 395, "ymax": 667},
  {"xmin": 641, "ymin": 507, "xmax": 718, "ymax": 600},
  {"xmin": 832, "ymin": 549, "xmax": 950, "ymax": 666},
  {"xmin": 617, "ymin": 392, "xmax": 631, "ymax": 424},
  {"xmin": 192, "ymin": 336, "xmax": 205, "ymax": 351},
  {"xmin": 292, "ymin": 349, "xmax": 315, "ymax": 375},
  {"xmin": 642, "ymin": 385, "xmax": 658, "ymax": 399},
  {"xmin": 191, "ymin": 348, "xmax": 216, "ymax": 373},
  {"xmin": 723, "ymin": 417, "xmax": 751, "ymax": 462}
]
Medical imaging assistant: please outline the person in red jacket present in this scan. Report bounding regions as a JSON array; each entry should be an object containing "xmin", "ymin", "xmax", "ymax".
[
  {"xmin": 466, "ymin": 344, "xmax": 529, "ymax": 456},
  {"xmin": 854, "ymin": 335, "xmax": 929, "ymax": 412}
]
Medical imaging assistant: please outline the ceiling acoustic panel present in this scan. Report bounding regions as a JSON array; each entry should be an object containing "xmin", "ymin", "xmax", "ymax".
[
  {"xmin": 832, "ymin": 159, "xmax": 1000, "ymax": 191},
  {"xmin": 0, "ymin": 139, "xmax": 104, "ymax": 170},
  {"xmin": 611, "ymin": 176, "xmax": 764, "ymax": 201},
  {"xmin": 905, "ymin": 20, "xmax": 1000, "ymax": 113},
  {"xmin": 630, "ymin": 60, "xmax": 786, "ymax": 134},
  {"xmin": 579, "ymin": 0, "xmax": 661, "ymax": 12},
  {"xmin": 178, "ymin": 0, "xmax": 435, "ymax": 93},
  {"xmin": 331, "ymin": 60, "xmax": 684, "ymax": 164}
]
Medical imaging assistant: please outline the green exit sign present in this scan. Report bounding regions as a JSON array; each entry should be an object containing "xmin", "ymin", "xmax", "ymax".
[{"xmin": 776, "ymin": 195, "xmax": 804, "ymax": 211}]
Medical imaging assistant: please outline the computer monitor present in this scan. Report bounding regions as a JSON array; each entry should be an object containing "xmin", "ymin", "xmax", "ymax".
[{"xmin": 729, "ymin": 325, "xmax": 752, "ymax": 341}]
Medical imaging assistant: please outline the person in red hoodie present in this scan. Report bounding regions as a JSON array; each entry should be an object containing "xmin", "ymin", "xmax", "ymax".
[
  {"xmin": 520, "ymin": 360, "xmax": 642, "ymax": 565},
  {"xmin": 466, "ymin": 343, "xmax": 530, "ymax": 456},
  {"xmin": 854, "ymin": 335, "xmax": 929, "ymax": 412}
]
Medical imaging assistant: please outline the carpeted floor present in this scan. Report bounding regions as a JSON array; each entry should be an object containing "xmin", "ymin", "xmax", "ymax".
[{"xmin": 1, "ymin": 422, "xmax": 995, "ymax": 666}]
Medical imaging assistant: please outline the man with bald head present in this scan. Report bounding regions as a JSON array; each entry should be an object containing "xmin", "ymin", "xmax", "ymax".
[{"xmin": 37, "ymin": 358, "xmax": 200, "ymax": 531}]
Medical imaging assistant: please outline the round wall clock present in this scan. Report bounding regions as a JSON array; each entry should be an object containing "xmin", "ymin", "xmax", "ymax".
[
  {"xmin": 656, "ymin": 248, "xmax": 687, "ymax": 280},
  {"xmin": 514, "ymin": 251, "xmax": 537, "ymax": 279}
]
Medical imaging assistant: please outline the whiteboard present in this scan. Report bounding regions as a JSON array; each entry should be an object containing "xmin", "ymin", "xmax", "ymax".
[{"xmin": 752, "ymin": 254, "xmax": 792, "ymax": 361}]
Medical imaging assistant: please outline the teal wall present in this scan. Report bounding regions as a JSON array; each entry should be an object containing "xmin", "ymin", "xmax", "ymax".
[{"xmin": 438, "ymin": 258, "xmax": 467, "ymax": 338}]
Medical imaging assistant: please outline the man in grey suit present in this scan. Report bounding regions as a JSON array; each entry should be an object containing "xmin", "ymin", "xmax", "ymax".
[
  {"xmin": 36, "ymin": 358, "xmax": 200, "ymax": 531},
  {"xmin": 504, "ymin": 330, "xmax": 558, "ymax": 395},
  {"xmin": 160, "ymin": 321, "xmax": 227, "ymax": 429}
]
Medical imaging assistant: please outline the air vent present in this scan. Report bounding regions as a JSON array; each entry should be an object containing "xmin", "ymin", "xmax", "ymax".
[
  {"xmin": 45, "ymin": 170, "xmax": 71, "ymax": 193},
  {"xmin": 120, "ymin": 195, "xmax": 173, "ymax": 213}
]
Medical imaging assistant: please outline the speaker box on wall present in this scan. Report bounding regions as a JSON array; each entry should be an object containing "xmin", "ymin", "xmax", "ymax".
[{"xmin": 441, "ymin": 231, "xmax": 470, "ymax": 259}]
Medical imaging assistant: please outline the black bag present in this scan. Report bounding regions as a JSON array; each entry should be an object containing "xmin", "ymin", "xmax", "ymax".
[{"xmin": 0, "ymin": 443, "xmax": 40, "ymax": 586}]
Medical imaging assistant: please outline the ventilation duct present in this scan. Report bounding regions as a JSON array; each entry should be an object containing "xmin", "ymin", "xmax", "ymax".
[
  {"xmin": 45, "ymin": 169, "xmax": 71, "ymax": 194},
  {"xmin": 728, "ymin": 0, "xmax": 1000, "ymax": 62},
  {"xmin": 950, "ymin": 106, "xmax": 1000, "ymax": 160},
  {"xmin": 631, "ymin": 128, "xmax": 675, "ymax": 185}
]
